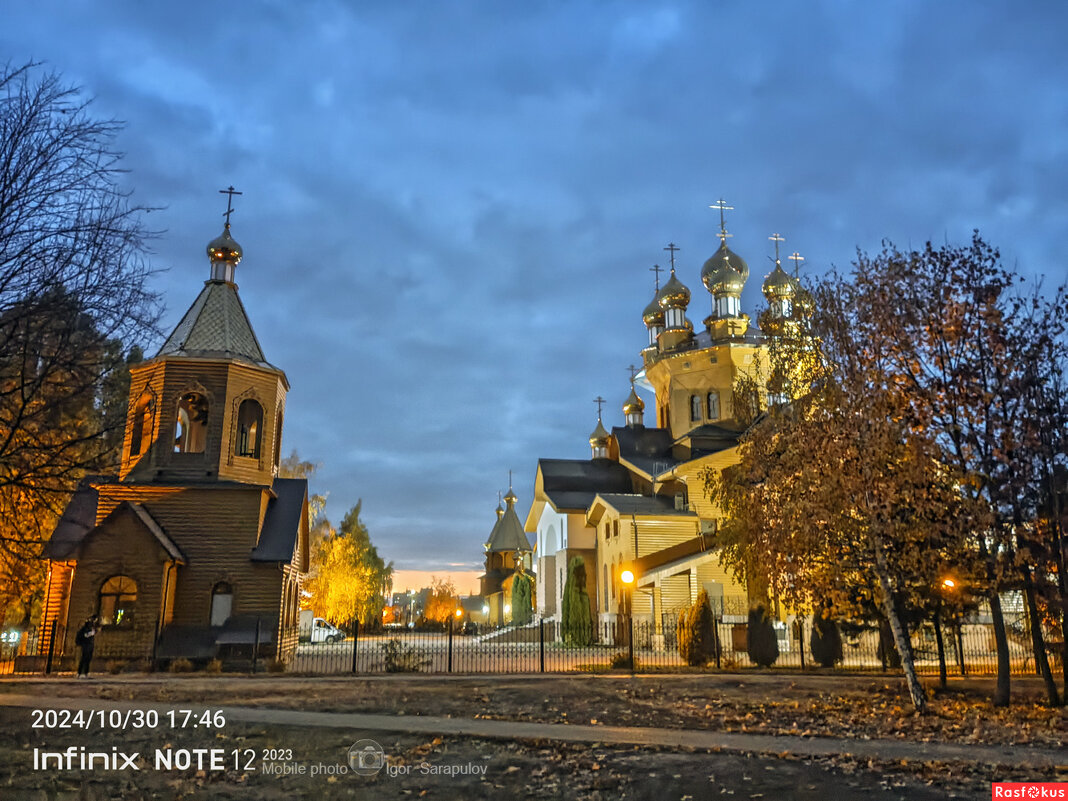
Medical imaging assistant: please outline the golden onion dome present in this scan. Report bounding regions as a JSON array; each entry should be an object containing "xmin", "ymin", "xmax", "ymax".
[
  {"xmin": 622, "ymin": 385, "xmax": 645, "ymax": 415},
  {"xmin": 657, "ymin": 269, "xmax": 691, "ymax": 309},
  {"xmin": 762, "ymin": 263, "xmax": 797, "ymax": 300},
  {"xmin": 207, "ymin": 224, "xmax": 243, "ymax": 265},
  {"xmin": 588, "ymin": 418, "xmax": 610, "ymax": 447},
  {"xmin": 701, "ymin": 241, "xmax": 748, "ymax": 297},
  {"xmin": 504, "ymin": 487, "xmax": 518, "ymax": 506},
  {"xmin": 642, "ymin": 291, "xmax": 665, "ymax": 326}
]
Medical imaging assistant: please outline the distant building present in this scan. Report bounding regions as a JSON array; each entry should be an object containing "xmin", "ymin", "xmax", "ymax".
[
  {"xmin": 479, "ymin": 486, "xmax": 533, "ymax": 626},
  {"xmin": 525, "ymin": 211, "xmax": 806, "ymax": 644},
  {"xmin": 40, "ymin": 207, "xmax": 309, "ymax": 666}
]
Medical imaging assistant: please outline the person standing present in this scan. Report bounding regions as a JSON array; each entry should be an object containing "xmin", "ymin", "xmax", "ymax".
[{"xmin": 74, "ymin": 616, "xmax": 98, "ymax": 678}]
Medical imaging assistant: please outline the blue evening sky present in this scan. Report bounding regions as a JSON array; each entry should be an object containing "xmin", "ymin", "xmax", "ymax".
[{"xmin": 4, "ymin": 1, "xmax": 1065, "ymax": 588}]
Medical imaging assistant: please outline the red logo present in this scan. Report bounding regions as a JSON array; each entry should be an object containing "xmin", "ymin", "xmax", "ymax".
[{"xmin": 992, "ymin": 784, "xmax": 1067, "ymax": 799}]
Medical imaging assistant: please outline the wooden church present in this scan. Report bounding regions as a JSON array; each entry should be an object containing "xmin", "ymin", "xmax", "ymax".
[{"xmin": 41, "ymin": 197, "xmax": 310, "ymax": 666}]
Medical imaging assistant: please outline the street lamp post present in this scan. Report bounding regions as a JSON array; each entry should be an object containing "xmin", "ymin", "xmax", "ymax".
[{"xmin": 621, "ymin": 569, "xmax": 635, "ymax": 671}]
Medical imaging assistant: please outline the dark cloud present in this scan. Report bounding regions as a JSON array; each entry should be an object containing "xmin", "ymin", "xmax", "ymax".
[{"xmin": 3, "ymin": 0, "xmax": 1063, "ymax": 574}]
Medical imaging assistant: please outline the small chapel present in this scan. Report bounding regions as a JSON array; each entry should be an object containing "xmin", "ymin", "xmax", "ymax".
[{"xmin": 40, "ymin": 192, "xmax": 310, "ymax": 667}]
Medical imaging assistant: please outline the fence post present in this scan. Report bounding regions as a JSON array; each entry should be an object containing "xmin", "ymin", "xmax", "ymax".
[
  {"xmin": 351, "ymin": 620, "xmax": 360, "ymax": 674},
  {"xmin": 957, "ymin": 624, "xmax": 967, "ymax": 677},
  {"xmin": 539, "ymin": 618, "xmax": 545, "ymax": 673},
  {"xmin": 796, "ymin": 618, "xmax": 805, "ymax": 670},
  {"xmin": 713, "ymin": 615, "xmax": 722, "ymax": 670},
  {"xmin": 252, "ymin": 617, "xmax": 261, "ymax": 674},
  {"xmin": 447, "ymin": 616, "xmax": 453, "ymax": 673},
  {"xmin": 44, "ymin": 620, "xmax": 58, "ymax": 675}
]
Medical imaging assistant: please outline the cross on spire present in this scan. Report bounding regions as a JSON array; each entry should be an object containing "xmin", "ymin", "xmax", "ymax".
[
  {"xmin": 219, "ymin": 185, "xmax": 243, "ymax": 227},
  {"xmin": 627, "ymin": 364, "xmax": 639, "ymax": 382},
  {"xmin": 709, "ymin": 198, "xmax": 734, "ymax": 242},
  {"xmin": 788, "ymin": 251, "xmax": 805, "ymax": 277},
  {"xmin": 649, "ymin": 263, "xmax": 664, "ymax": 291},
  {"xmin": 769, "ymin": 233, "xmax": 785, "ymax": 265},
  {"xmin": 663, "ymin": 243, "xmax": 680, "ymax": 272},
  {"xmin": 508, "ymin": 469, "xmax": 513, "ymax": 490},
  {"xmin": 593, "ymin": 396, "xmax": 606, "ymax": 418}
]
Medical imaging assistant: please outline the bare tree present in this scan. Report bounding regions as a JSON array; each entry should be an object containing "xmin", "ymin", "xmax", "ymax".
[{"xmin": 0, "ymin": 62, "xmax": 160, "ymax": 612}]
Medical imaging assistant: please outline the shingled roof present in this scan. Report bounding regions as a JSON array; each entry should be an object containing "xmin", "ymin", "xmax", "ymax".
[
  {"xmin": 157, "ymin": 280, "xmax": 276, "ymax": 369},
  {"xmin": 486, "ymin": 493, "xmax": 532, "ymax": 553}
]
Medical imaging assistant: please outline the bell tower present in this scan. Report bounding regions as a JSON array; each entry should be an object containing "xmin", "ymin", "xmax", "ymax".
[{"xmin": 120, "ymin": 189, "xmax": 289, "ymax": 486}]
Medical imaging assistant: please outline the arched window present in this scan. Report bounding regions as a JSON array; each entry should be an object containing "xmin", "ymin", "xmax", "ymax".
[
  {"xmin": 236, "ymin": 399, "xmax": 263, "ymax": 458},
  {"xmin": 129, "ymin": 395, "xmax": 154, "ymax": 457},
  {"xmin": 99, "ymin": 576, "xmax": 137, "ymax": 626},
  {"xmin": 174, "ymin": 392, "xmax": 209, "ymax": 453},
  {"xmin": 210, "ymin": 582, "xmax": 233, "ymax": 627},
  {"xmin": 273, "ymin": 411, "xmax": 284, "ymax": 468},
  {"xmin": 706, "ymin": 391, "xmax": 720, "ymax": 421},
  {"xmin": 690, "ymin": 394, "xmax": 701, "ymax": 422},
  {"xmin": 603, "ymin": 564, "xmax": 609, "ymax": 610}
]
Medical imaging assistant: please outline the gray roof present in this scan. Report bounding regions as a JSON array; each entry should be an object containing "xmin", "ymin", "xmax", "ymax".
[
  {"xmin": 678, "ymin": 423, "xmax": 743, "ymax": 457},
  {"xmin": 538, "ymin": 458, "xmax": 632, "ymax": 511},
  {"xmin": 251, "ymin": 477, "xmax": 307, "ymax": 562},
  {"xmin": 486, "ymin": 498, "xmax": 532, "ymax": 553},
  {"xmin": 594, "ymin": 493, "xmax": 697, "ymax": 517},
  {"xmin": 157, "ymin": 280, "xmax": 276, "ymax": 369},
  {"xmin": 48, "ymin": 497, "xmax": 186, "ymax": 563},
  {"xmin": 46, "ymin": 480, "xmax": 100, "ymax": 559},
  {"xmin": 612, "ymin": 426, "xmax": 678, "ymax": 476}
]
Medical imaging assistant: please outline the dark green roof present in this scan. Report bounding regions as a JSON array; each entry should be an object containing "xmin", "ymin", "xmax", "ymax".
[{"xmin": 157, "ymin": 280, "xmax": 276, "ymax": 369}]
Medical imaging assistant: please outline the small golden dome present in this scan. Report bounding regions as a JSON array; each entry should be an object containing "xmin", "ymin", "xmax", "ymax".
[
  {"xmin": 504, "ymin": 487, "xmax": 518, "ymax": 506},
  {"xmin": 589, "ymin": 418, "xmax": 610, "ymax": 447},
  {"xmin": 658, "ymin": 269, "xmax": 691, "ymax": 309},
  {"xmin": 622, "ymin": 385, "xmax": 645, "ymax": 415},
  {"xmin": 762, "ymin": 263, "xmax": 797, "ymax": 300},
  {"xmin": 701, "ymin": 241, "xmax": 748, "ymax": 297},
  {"xmin": 207, "ymin": 224, "xmax": 243, "ymax": 265},
  {"xmin": 642, "ymin": 291, "xmax": 665, "ymax": 326}
]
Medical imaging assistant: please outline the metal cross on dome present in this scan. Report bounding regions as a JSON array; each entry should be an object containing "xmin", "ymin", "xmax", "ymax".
[
  {"xmin": 769, "ymin": 233, "xmax": 785, "ymax": 265},
  {"xmin": 219, "ymin": 185, "xmax": 242, "ymax": 226},
  {"xmin": 709, "ymin": 198, "xmax": 734, "ymax": 242},
  {"xmin": 593, "ymin": 396, "xmax": 606, "ymax": 417},
  {"xmin": 627, "ymin": 364, "xmax": 639, "ymax": 382},
  {"xmin": 649, "ymin": 263, "xmax": 664, "ymax": 291},
  {"xmin": 788, "ymin": 251, "xmax": 805, "ymax": 277},
  {"xmin": 663, "ymin": 242, "xmax": 680, "ymax": 272}
]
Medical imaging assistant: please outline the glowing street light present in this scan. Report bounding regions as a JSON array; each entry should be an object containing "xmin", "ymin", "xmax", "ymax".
[
  {"xmin": 620, "ymin": 567, "xmax": 635, "ymax": 671},
  {"xmin": 454, "ymin": 608, "xmax": 463, "ymax": 618},
  {"xmin": 941, "ymin": 577, "xmax": 956, "ymax": 591}
]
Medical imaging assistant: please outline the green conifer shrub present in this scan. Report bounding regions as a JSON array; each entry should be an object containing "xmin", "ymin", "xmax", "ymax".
[
  {"xmin": 746, "ymin": 603, "xmax": 779, "ymax": 667},
  {"xmin": 677, "ymin": 589, "xmax": 717, "ymax": 666},
  {"xmin": 809, "ymin": 611, "xmax": 843, "ymax": 667},
  {"xmin": 561, "ymin": 556, "xmax": 592, "ymax": 646},
  {"xmin": 511, "ymin": 566, "xmax": 533, "ymax": 626}
]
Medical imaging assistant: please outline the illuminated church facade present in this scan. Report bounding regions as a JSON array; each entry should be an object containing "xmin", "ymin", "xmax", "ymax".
[
  {"xmin": 40, "ymin": 200, "xmax": 310, "ymax": 666},
  {"xmin": 525, "ymin": 204, "xmax": 806, "ymax": 642}
]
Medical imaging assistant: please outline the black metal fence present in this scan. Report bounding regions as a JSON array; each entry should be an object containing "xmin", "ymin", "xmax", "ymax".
[
  {"xmin": 1, "ymin": 611, "xmax": 1056, "ymax": 677},
  {"xmin": 279, "ymin": 611, "xmax": 1054, "ymax": 677}
]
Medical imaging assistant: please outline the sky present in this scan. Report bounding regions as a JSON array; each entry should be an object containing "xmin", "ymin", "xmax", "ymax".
[{"xmin": 4, "ymin": 1, "xmax": 1066, "ymax": 594}]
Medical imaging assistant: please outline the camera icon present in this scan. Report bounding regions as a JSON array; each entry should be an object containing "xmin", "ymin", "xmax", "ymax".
[{"xmin": 347, "ymin": 739, "xmax": 385, "ymax": 776}]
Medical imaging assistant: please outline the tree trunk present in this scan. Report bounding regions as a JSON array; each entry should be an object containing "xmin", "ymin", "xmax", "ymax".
[
  {"xmin": 988, "ymin": 589, "xmax": 1011, "ymax": 707},
  {"xmin": 934, "ymin": 605, "xmax": 947, "ymax": 690},
  {"xmin": 873, "ymin": 545, "xmax": 927, "ymax": 712},
  {"xmin": 1021, "ymin": 569, "xmax": 1061, "ymax": 706}
]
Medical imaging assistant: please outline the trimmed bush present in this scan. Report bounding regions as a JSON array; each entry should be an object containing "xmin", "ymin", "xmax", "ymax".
[
  {"xmin": 677, "ymin": 590, "xmax": 717, "ymax": 666},
  {"xmin": 610, "ymin": 650, "xmax": 635, "ymax": 670},
  {"xmin": 169, "ymin": 658, "xmax": 194, "ymax": 673},
  {"xmin": 746, "ymin": 604, "xmax": 779, "ymax": 667},
  {"xmin": 511, "ymin": 567, "xmax": 534, "ymax": 626},
  {"xmin": 809, "ymin": 612, "xmax": 843, "ymax": 667},
  {"xmin": 383, "ymin": 638, "xmax": 430, "ymax": 672},
  {"xmin": 561, "ymin": 557, "xmax": 592, "ymax": 646}
]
